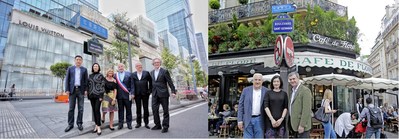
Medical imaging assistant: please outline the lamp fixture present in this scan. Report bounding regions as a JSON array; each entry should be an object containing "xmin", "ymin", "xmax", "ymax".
[
  {"xmin": 250, "ymin": 68, "xmax": 255, "ymax": 74},
  {"xmin": 218, "ymin": 71, "xmax": 224, "ymax": 76},
  {"xmin": 337, "ymin": 68, "xmax": 342, "ymax": 73},
  {"xmin": 305, "ymin": 67, "xmax": 311, "ymax": 72}
]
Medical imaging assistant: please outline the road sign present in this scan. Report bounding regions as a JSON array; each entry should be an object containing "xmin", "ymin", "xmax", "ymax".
[
  {"xmin": 277, "ymin": 14, "xmax": 290, "ymax": 19},
  {"xmin": 274, "ymin": 35, "xmax": 284, "ymax": 66},
  {"xmin": 272, "ymin": 19, "xmax": 294, "ymax": 34},
  {"xmin": 272, "ymin": 4, "xmax": 296, "ymax": 14},
  {"xmin": 284, "ymin": 36, "xmax": 295, "ymax": 67}
]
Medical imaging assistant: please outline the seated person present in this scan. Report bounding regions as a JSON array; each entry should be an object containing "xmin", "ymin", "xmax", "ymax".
[
  {"xmin": 334, "ymin": 112, "xmax": 358, "ymax": 138},
  {"xmin": 229, "ymin": 103, "xmax": 238, "ymax": 137},
  {"xmin": 216, "ymin": 104, "xmax": 231, "ymax": 135},
  {"xmin": 208, "ymin": 104, "xmax": 218, "ymax": 135}
]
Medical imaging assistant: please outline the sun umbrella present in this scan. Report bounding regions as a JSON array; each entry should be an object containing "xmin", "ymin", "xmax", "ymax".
[
  {"xmin": 347, "ymin": 77, "xmax": 399, "ymax": 106},
  {"xmin": 303, "ymin": 73, "xmax": 363, "ymax": 124}
]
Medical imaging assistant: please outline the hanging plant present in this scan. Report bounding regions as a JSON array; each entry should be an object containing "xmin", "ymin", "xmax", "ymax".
[
  {"xmin": 209, "ymin": 0, "xmax": 220, "ymax": 9},
  {"xmin": 238, "ymin": 0, "xmax": 248, "ymax": 5}
]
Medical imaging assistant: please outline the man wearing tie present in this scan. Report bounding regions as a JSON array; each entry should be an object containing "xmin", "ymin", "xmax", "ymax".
[
  {"xmin": 150, "ymin": 58, "xmax": 176, "ymax": 133},
  {"xmin": 115, "ymin": 63, "xmax": 134, "ymax": 130},
  {"xmin": 64, "ymin": 55, "xmax": 88, "ymax": 132},
  {"xmin": 132, "ymin": 62, "xmax": 152, "ymax": 129}
]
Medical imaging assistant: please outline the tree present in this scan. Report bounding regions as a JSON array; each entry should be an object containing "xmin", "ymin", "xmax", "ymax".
[
  {"xmin": 50, "ymin": 62, "xmax": 72, "ymax": 92},
  {"xmin": 193, "ymin": 60, "xmax": 206, "ymax": 87},
  {"xmin": 161, "ymin": 47, "xmax": 178, "ymax": 74},
  {"xmin": 107, "ymin": 12, "xmax": 137, "ymax": 65},
  {"xmin": 179, "ymin": 57, "xmax": 192, "ymax": 90}
]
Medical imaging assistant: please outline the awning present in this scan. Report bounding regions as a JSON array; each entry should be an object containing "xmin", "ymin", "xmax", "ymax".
[{"xmin": 209, "ymin": 52, "xmax": 372, "ymax": 76}]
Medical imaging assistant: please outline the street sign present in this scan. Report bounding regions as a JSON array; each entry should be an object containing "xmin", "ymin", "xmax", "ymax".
[
  {"xmin": 277, "ymin": 14, "xmax": 290, "ymax": 19},
  {"xmin": 284, "ymin": 36, "xmax": 295, "ymax": 67},
  {"xmin": 274, "ymin": 35, "xmax": 284, "ymax": 66},
  {"xmin": 272, "ymin": 19, "xmax": 294, "ymax": 34},
  {"xmin": 272, "ymin": 4, "xmax": 296, "ymax": 14}
]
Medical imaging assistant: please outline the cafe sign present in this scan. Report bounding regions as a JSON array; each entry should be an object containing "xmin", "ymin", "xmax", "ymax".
[
  {"xmin": 295, "ymin": 55, "xmax": 372, "ymax": 75},
  {"xmin": 310, "ymin": 34, "xmax": 355, "ymax": 51},
  {"xmin": 209, "ymin": 56, "xmax": 264, "ymax": 67}
]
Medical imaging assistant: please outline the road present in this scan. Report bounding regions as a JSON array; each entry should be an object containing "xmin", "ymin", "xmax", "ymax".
[{"xmin": 75, "ymin": 102, "xmax": 208, "ymax": 138}]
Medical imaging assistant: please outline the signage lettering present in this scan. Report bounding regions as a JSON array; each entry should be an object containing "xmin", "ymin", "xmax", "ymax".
[
  {"xmin": 209, "ymin": 58, "xmax": 257, "ymax": 66},
  {"xmin": 293, "ymin": 56, "xmax": 372, "ymax": 74},
  {"xmin": 311, "ymin": 34, "xmax": 354, "ymax": 51},
  {"xmin": 325, "ymin": 58, "xmax": 334, "ymax": 65},
  {"xmin": 18, "ymin": 20, "xmax": 64, "ymax": 38}
]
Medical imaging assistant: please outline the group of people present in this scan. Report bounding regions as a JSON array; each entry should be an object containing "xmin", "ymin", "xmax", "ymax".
[
  {"xmin": 235, "ymin": 72, "xmax": 392, "ymax": 138},
  {"xmin": 236, "ymin": 72, "xmax": 312, "ymax": 138},
  {"xmin": 64, "ymin": 55, "xmax": 176, "ymax": 135}
]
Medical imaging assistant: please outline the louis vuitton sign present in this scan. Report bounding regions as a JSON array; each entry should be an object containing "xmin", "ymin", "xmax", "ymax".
[
  {"xmin": 18, "ymin": 20, "xmax": 64, "ymax": 38},
  {"xmin": 310, "ymin": 34, "xmax": 354, "ymax": 51}
]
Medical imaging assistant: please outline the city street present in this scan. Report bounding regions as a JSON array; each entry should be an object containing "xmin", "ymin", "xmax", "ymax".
[
  {"xmin": 75, "ymin": 102, "xmax": 208, "ymax": 138},
  {"xmin": 0, "ymin": 97, "xmax": 204, "ymax": 138}
]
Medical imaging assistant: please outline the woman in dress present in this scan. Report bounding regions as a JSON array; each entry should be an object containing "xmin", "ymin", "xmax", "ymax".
[
  {"xmin": 88, "ymin": 63, "xmax": 105, "ymax": 135},
  {"xmin": 101, "ymin": 69, "xmax": 118, "ymax": 130},
  {"xmin": 264, "ymin": 75, "xmax": 288, "ymax": 138}
]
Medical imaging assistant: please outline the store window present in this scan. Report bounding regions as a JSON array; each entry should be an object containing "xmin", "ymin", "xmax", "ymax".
[{"xmin": 336, "ymin": 85, "xmax": 355, "ymax": 114}]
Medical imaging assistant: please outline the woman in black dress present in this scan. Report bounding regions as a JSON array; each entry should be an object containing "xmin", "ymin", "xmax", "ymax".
[
  {"xmin": 264, "ymin": 75, "xmax": 288, "ymax": 138},
  {"xmin": 88, "ymin": 63, "xmax": 106, "ymax": 135}
]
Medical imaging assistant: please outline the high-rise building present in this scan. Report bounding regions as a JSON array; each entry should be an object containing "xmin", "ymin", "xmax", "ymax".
[
  {"xmin": 195, "ymin": 33, "xmax": 207, "ymax": 74},
  {"xmin": 158, "ymin": 30, "xmax": 179, "ymax": 56},
  {"xmin": 145, "ymin": 0, "xmax": 198, "ymax": 60},
  {"xmin": 132, "ymin": 15, "xmax": 158, "ymax": 46}
]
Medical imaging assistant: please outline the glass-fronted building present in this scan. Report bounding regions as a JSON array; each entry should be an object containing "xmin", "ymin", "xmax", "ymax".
[
  {"xmin": 145, "ymin": 0, "xmax": 197, "ymax": 59},
  {"xmin": 158, "ymin": 29, "xmax": 179, "ymax": 56},
  {"xmin": 195, "ymin": 32, "xmax": 208, "ymax": 74},
  {"xmin": 0, "ymin": 0, "xmax": 99, "ymax": 60},
  {"xmin": 0, "ymin": 0, "xmax": 114, "ymax": 94}
]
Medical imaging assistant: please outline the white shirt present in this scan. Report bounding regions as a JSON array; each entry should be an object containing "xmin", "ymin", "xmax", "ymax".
[
  {"xmin": 137, "ymin": 72, "xmax": 142, "ymax": 80},
  {"xmin": 154, "ymin": 68, "xmax": 160, "ymax": 81},
  {"xmin": 252, "ymin": 88, "xmax": 262, "ymax": 116},
  {"xmin": 289, "ymin": 82, "xmax": 301, "ymax": 114},
  {"xmin": 74, "ymin": 66, "xmax": 81, "ymax": 86},
  {"xmin": 334, "ymin": 112, "xmax": 354, "ymax": 137}
]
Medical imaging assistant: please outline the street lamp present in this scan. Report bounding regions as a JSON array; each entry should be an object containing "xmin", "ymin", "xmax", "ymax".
[
  {"xmin": 183, "ymin": 13, "xmax": 198, "ymax": 95},
  {"xmin": 114, "ymin": 17, "xmax": 139, "ymax": 72}
]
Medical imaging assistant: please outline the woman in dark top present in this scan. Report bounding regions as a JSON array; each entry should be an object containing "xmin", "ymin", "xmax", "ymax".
[
  {"xmin": 264, "ymin": 75, "xmax": 288, "ymax": 138},
  {"xmin": 88, "ymin": 63, "xmax": 106, "ymax": 135},
  {"xmin": 101, "ymin": 69, "xmax": 118, "ymax": 130}
]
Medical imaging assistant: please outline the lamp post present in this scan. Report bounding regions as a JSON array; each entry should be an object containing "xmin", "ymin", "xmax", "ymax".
[
  {"xmin": 114, "ymin": 17, "xmax": 139, "ymax": 72},
  {"xmin": 183, "ymin": 13, "xmax": 197, "ymax": 95}
]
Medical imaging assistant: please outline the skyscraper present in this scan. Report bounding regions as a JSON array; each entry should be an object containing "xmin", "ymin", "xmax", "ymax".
[
  {"xmin": 195, "ymin": 33, "xmax": 208, "ymax": 74},
  {"xmin": 144, "ymin": 0, "xmax": 198, "ymax": 60}
]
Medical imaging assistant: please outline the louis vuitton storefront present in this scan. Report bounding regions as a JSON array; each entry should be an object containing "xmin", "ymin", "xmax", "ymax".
[{"xmin": 209, "ymin": 34, "xmax": 373, "ymax": 115}]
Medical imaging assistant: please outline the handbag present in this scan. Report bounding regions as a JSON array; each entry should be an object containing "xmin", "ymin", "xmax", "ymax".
[{"xmin": 314, "ymin": 100, "xmax": 331, "ymax": 122}]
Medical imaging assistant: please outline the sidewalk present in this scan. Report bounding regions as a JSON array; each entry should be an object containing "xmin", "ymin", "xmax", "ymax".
[
  {"xmin": 4, "ymin": 97, "xmax": 205, "ymax": 138},
  {"xmin": 0, "ymin": 101, "xmax": 39, "ymax": 138}
]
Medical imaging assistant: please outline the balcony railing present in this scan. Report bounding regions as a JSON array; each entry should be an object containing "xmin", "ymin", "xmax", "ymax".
[{"xmin": 209, "ymin": 0, "xmax": 347, "ymax": 24}]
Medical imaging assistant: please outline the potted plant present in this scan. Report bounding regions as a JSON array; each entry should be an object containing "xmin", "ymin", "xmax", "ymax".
[{"xmin": 50, "ymin": 62, "xmax": 72, "ymax": 103}]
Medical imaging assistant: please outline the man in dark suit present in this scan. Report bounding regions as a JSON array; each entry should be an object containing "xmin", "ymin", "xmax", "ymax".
[
  {"xmin": 115, "ymin": 63, "xmax": 134, "ymax": 130},
  {"xmin": 64, "ymin": 55, "xmax": 89, "ymax": 132},
  {"xmin": 132, "ymin": 62, "xmax": 152, "ymax": 129},
  {"xmin": 150, "ymin": 58, "xmax": 176, "ymax": 133}
]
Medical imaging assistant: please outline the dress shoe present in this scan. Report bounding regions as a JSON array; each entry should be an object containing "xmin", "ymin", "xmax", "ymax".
[
  {"xmin": 109, "ymin": 127, "xmax": 115, "ymax": 130},
  {"xmin": 144, "ymin": 125, "xmax": 150, "ymax": 129},
  {"xmin": 151, "ymin": 126, "xmax": 162, "ymax": 130},
  {"xmin": 77, "ymin": 124, "xmax": 83, "ymax": 131},
  {"xmin": 118, "ymin": 125, "xmax": 123, "ymax": 130},
  {"xmin": 92, "ymin": 129, "xmax": 97, "ymax": 133},
  {"xmin": 97, "ymin": 130, "xmax": 102, "ymax": 136},
  {"xmin": 127, "ymin": 124, "xmax": 132, "ymax": 129},
  {"xmin": 135, "ymin": 124, "xmax": 141, "ymax": 128},
  {"xmin": 161, "ymin": 128, "xmax": 168, "ymax": 133},
  {"xmin": 64, "ymin": 125, "xmax": 73, "ymax": 132}
]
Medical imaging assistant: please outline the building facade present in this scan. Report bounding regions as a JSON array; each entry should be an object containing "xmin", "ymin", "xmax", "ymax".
[
  {"xmin": 158, "ymin": 29, "xmax": 179, "ymax": 56},
  {"xmin": 132, "ymin": 15, "xmax": 158, "ymax": 47},
  {"xmin": 368, "ymin": 1, "xmax": 399, "ymax": 107}
]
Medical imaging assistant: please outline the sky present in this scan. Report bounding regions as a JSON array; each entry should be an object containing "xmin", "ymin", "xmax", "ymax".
[
  {"xmin": 337, "ymin": 0, "xmax": 395, "ymax": 56},
  {"xmin": 98, "ymin": 0, "xmax": 208, "ymax": 52}
]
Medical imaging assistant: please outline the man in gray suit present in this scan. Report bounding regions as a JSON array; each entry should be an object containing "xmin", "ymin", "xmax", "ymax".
[{"xmin": 237, "ymin": 73, "xmax": 268, "ymax": 138}]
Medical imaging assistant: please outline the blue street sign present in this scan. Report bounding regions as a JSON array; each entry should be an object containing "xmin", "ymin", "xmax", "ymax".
[
  {"xmin": 272, "ymin": 4, "xmax": 296, "ymax": 14},
  {"xmin": 277, "ymin": 14, "xmax": 291, "ymax": 19},
  {"xmin": 272, "ymin": 19, "xmax": 294, "ymax": 34}
]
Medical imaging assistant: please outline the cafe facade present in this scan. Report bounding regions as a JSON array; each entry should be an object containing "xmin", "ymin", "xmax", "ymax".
[{"xmin": 208, "ymin": 34, "xmax": 374, "ymax": 116}]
